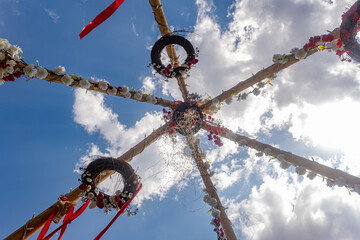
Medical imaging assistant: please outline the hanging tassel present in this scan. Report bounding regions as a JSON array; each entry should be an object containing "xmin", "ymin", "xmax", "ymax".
[{"xmin": 79, "ymin": 0, "xmax": 125, "ymax": 39}]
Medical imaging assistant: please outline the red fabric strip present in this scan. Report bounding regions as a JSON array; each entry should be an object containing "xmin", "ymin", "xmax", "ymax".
[
  {"xmin": 58, "ymin": 205, "xmax": 74, "ymax": 240},
  {"xmin": 43, "ymin": 200, "xmax": 90, "ymax": 240},
  {"xmin": 37, "ymin": 208, "xmax": 58, "ymax": 240},
  {"xmin": 79, "ymin": 0, "xmax": 125, "ymax": 39},
  {"xmin": 93, "ymin": 184, "xmax": 143, "ymax": 240}
]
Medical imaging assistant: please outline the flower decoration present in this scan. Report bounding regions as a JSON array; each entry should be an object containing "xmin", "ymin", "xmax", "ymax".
[
  {"xmin": 53, "ymin": 66, "xmax": 66, "ymax": 75},
  {"xmin": 339, "ymin": 0, "xmax": 360, "ymax": 62},
  {"xmin": 171, "ymin": 102, "xmax": 203, "ymax": 136},
  {"xmin": 79, "ymin": 157, "xmax": 140, "ymax": 212},
  {"xmin": 151, "ymin": 34, "xmax": 198, "ymax": 78}
]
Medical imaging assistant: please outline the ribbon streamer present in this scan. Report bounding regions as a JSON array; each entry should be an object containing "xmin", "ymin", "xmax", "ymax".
[
  {"xmin": 79, "ymin": 0, "xmax": 125, "ymax": 39},
  {"xmin": 93, "ymin": 184, "xmax": 142, "ymax": 240}
]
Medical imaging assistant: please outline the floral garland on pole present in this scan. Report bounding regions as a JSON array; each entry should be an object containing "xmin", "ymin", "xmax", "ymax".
[
  {"xmin": 339, "ymin": 0, "xmax": 360, "ymax": 62},
  {"xmin": 151, "ymin": 34, "xmax": 199, "ymax": 78},
  {"xmin": 0, "ymin": 38, "xmax": 171, "ymax": 107}
]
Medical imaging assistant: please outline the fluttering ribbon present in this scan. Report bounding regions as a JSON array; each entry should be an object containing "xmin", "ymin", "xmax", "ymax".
[
  {"xmin": 42, "ymin": 199, "xmax": 90, "ymax": 240},
  {"xmin": 36, "ymin": 208, "xmax": 58, "ymax": 240},
  {"xmin": 93, "ymin": 183, "xmax": 143, "ymax": 240},
  {"xmin": 79, "ymin": 0, "xmax": 125, "ymax": 39}
]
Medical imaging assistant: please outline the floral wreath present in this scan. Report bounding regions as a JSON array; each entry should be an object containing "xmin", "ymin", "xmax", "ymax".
[
  {"xmin": 172, "ymin": 102, "xmax": 204, "ymax": 136},
  {"xmin": 340, "ymin": 0, "xmax": 360, "ymax": 61},
  {"xmin": 151, "ymin": 34, "xmax": 198, "ymax": 78},
  {"xmin": 79, "ymin": 157, "xmax": 140, "ymax": 211}
]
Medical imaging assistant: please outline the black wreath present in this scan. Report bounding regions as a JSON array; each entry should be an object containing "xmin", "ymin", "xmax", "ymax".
[
  {"xmin": 172, "ymin": 102, "xmax": 204, "ymax": 136},
  {"xmin": 340, "ymin": 0, "xmax": 360, "ymax": 61},
  {"xmin": 79, "ymin": 157, "xmax": 140, "ymax": 210},
  {"xmin": 151, "ymin": 34, "xmax": 198, "ymax": 78}
]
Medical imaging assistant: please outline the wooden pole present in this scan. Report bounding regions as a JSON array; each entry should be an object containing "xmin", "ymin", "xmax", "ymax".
[
  {"xmin": 202, "ymin": 123, "xmax": 360, "ymax": 186},
  {"xmin": 186, "ymin": 136, "xmax": 238, "ymax": 240},
  {"xmin": 4, "ymin": 123, "xmax": 169, "ymax": 240},
  {"xmin": 16, "ymin": 62, "xmax": 178, "ymax": 109},
  {"xmin": 200, "ymin": 28, "xmax": 340, "ymax": 111},
  {"xmin": 149, "ymin": 0, "xmax": 190, "ymax": 101}
]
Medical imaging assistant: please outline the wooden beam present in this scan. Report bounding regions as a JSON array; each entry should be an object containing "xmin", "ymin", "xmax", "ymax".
[
  {"xmin": 203, "ymin": 123, "xmax": 360, "ymax": 186},
  {"xmin": 4, "ymin": 123, "xmax": 169, "ymax": 240},
  {"xmin": 200, "ymin": 28, "xmax": 340, "ymax": 111},
  {"xmin": 186, "ymin": 136, "xmax": 238, "ymax": 240},
  {"xmin": 149, "ymin": 0, "xmax": 190, "ymax": 101}
]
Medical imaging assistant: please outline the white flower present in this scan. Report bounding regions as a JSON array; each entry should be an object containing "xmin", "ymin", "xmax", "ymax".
[
  {"xmin": 208, "ymin": 198, "xmax": 217, "ymax": 207},
  {"xmin": 23, "ymin": 64, "xmax": 37, "ymax": 78},
  {"xmin": 106, "ymin": 204, "xmax": 113, "ymax": 209},
  {"xmin": 209, "ymin": 103, "xmax": 217, "ymax": 112},
  {"xmin": 8, "ymin": 45, "xmax": 22, "ymax": 57},
  {"xmin": 94, "ymin": 188, "xmax": 100, "ymax": 195},
  {"xmin": 225, "ymin": 97, "xmax": 233, "ymax": 105},
  {"xmin": 240, "ymin": 93, "xmax": 248, "ymax": 101},
  {"xmin": 134, "ymin": 90, "xmax": 143, "ymax": 100},
  {"xmin": 123, "ymin": 92, "xmax": 131, "ymax": 99},
  {"xmin": 295, "ymin": 166, "xmax": 306, "ymax": 175},
  {"xmin": 335, "ymin": 177, "xmax": 346, "ymax": 187},
  {"xmin": 0, "ymin": 52, "xmax": 5, "ymax": 61},
  {"xmin": 272, "ymin": 54, "xmax": 281, "ymax": 63},
  {"xmin": 255, "ymin": 152, "xmax": 263, "ymax": 157},
  {"xmin": 98, "ymin": 80, "xmax": 108, "ymax": 90},
  {"xmin": 280, "ymin": 160, "xmax": 291, "ymax": 169},
  {"xmin": 86, "ymin": 177, "xmax": 92, "ymax": 183},
  {"xmin": 104, "ymin": 209, "xmax": 109, "ymax": 214},
  {"xmin": 0, "ymin": 39, "xmax": 10, "ymax": 50},
  {"xmin": 86, "ymin": 185, "xmax": 92, "ymax": 192},
  {"xmin": 107, "ymin": 87, "xmax": 117, "ymax": 96},
  {"xmin": 7, "ymin": 60, "xmax": 16, "ymax": 68},
  {"xmin": 35, "ymin": 66, "xmax": 48, "ymax": 79},
  {"xmin": 128, "ymin": 192, "xmax": 133, "ymax": 198},
  {"xmin": 0, "ymin": 68, "xmax": 6, "ymax": 78},
  {"xmin": 307, "ymin": 171, "xmax": 317, "ymax": 180},
  {"xmin": 88, "ymin": 77, "xmax": 96, "ymax": 84},
  {"xmin": 0, "ymin": 79, "xmax": 4, "ymax": 85},
  {"xmin": 277, "ymin": 154, "xmax": 285, "ymax": 161},
  {"xmin": 203, "ymin": 162, "xmax": 210, "ymax": 169},
  {"xmin": 257, "ymin": 81, "xmax": 266, "ymax": 88},
  {"xmin": 61, "ymin": 74, "xmax": 73, "ymax": 86},
  {"xmin": 264, "ymin": 148, "xmax": 272, "ymax": 156},
  {"xmin": 79, "ymin": 78, "xmax": 91, "ymax": 89},
  {"xmin": 89, "ymin": 200, "xmax": 97, "ymax": 209},
  {"xmin": 238, "ymin": 139, "xmax": 247, "ymax": 146},
  {"xmin": 252, "ymin": 88, "xmax": 260, "ymax": 96},
  {"xmin": 13, "ymin": 55, "xmax": 20, "ymax": 61},
  {"xmin": 326, "ymin": 179, "xmax": 335, "ymax": 187},
  {"xmin": 211, "ymin": 209, "xmax": 221, "ymax": 218},
  {"xmin": 203, "ymin": 194, "xmax": 211, "ymax": 203},
  {"xmin": 5, "ymin": 66, "xmax": 13, "ymax": 74},
  {"xmin": 121, "ymin": 86, "xmax": 129, "ymax": 94},
  {"xmin": 294, "ymin": 48, "xmax": 307, "ymax": 60},
  {"xmin": 53, "ymin": 66, "xmax": 66, "ymax": 75},
  {"xmin": 87, "ymin": 192, "xmax": 95, "ymax": 199}
]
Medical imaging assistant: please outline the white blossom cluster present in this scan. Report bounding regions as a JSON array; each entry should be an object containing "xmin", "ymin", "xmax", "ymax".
[
  {"xmin": 290, "ymin": 48, "xmax": 307, "ymax": 60},
  {"xmin": 272, "ymin": 54, "xmax": 289, "ymax": 64}
]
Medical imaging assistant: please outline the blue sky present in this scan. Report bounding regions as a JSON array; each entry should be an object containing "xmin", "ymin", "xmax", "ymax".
[{"xmin": 2, "ymin": 0, "xmax": 360, "ymax": 239}]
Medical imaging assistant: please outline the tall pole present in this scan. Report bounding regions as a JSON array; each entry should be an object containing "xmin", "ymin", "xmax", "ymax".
[
  {"xmin": 186, "ymin": 136, "xmax": 238, "ymax": 240},
  {"xmin": 4, "ymin": 124, "xmax": 169, "ymax": 240},
  {"xmin": 149, "ymin": 0, "xmax": 190, "ymax": 101}
]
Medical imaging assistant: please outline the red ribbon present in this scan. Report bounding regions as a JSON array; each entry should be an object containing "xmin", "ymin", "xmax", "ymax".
[
  {"xmin": 93, "ymin": 184, "xmax": 143, "ymax": 240},
  {"xmin": 37, "ymin": 208, "xmax": 58, "ymax": 240},
  {"xmin": 42, "ymin": 200, "xmax": 90, "ymax": 240},
  {"xmin": 79, "ymin": 0, "xmax": 125, "ymax": 39}
]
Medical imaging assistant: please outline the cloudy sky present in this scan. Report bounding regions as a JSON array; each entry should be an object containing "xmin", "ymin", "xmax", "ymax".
[{"xmin": 1, "ymin": 0, "xmax": 360, "ymax": 239}]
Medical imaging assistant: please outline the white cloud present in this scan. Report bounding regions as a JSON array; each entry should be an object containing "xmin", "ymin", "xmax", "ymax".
[{"xmin": 44, "ymin": 8, "xmax": 60, "ymax": 23}]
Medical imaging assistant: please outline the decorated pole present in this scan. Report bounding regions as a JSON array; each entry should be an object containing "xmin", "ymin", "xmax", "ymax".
[
  {"xmin": 149, "ymin": 0, "xmax": 190, "ymax": 101},
  {"xmin": 203, "ymin": 123, "xmax": 360, "ymax": 188},
  {"xmin": 4, "ymin": 123, "xmax": 169, "ymax": 240},
  {"xmin": 200, "ymin": 28, "xmax": 340, "ymax": 111},
  {"xmin": 186, "ymin": 135, "xmax": 238, "ymax": 240}
]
